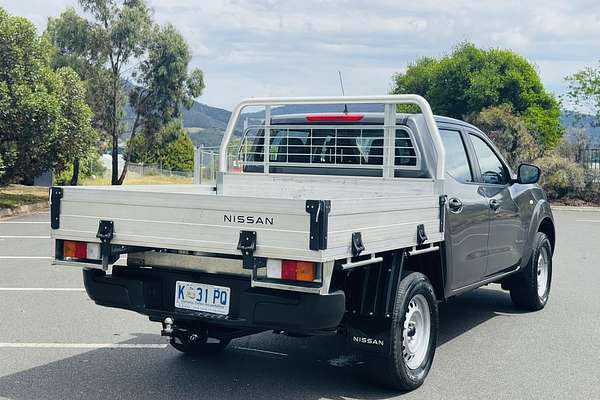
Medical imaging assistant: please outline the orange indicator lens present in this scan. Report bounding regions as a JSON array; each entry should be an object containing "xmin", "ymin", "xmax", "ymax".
[
  {"xmin": 63, "ymin": 240, "xmax": 87, "ymax": 259},
  {"xmin": 295, "ymin": 261, "xmax": 316, "ymax": 282}
]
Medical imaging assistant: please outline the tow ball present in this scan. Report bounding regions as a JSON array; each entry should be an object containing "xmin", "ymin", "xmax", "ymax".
[
  {"xmin": 161, "ymin": 317, "xmax": 206, "ymax": 344},
  {"xmin": 161, "ymin": 317, "xmax": 174, "ymax": 336}
]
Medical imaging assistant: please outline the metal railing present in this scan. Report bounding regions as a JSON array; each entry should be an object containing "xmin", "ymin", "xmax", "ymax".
[{"xmin": 579, "ymin": 148, "xmax": 600, "ymax": 170}]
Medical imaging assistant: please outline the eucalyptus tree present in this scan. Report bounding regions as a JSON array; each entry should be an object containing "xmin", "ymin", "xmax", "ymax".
[{"xmin": 47, "ymin": 0, "xmax": 204, "ymax": 184}]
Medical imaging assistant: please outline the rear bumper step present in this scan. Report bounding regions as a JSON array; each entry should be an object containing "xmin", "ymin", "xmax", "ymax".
[{"xmin": 82, "ymin": 267, "xmax": 345, "ymax": 335}]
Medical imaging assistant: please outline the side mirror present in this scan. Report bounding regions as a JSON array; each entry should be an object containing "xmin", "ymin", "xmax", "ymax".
[{"xmin": 517, "ymin": 163, "xmax": 540, "ymax": 184}]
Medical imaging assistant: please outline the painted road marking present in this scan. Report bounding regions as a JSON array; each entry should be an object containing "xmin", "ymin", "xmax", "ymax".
[
  {"xmin": 0, "ymin": 236, "xmax": 50, "ymax": 239},
  {"xmin": 234, "ymin": 346, "xmax": 288, "ymax": 357},
  {"xmin": 576, "ymin": 220, "xmax": 600, "ymax": 222},
  {"xmin": 0, "ymin": 288, "xmax": 85, "ymax": 292},
  {"xmin": 0, "ymin": 256, "xmax": 52, "ymax": 259},
  {"xmin": 0, "ymin": 343, "xmax": 288, "ymax": 353},
  {"xmin": 0, "ymin": 343, "xmax": 167, "ymax": 349},
  {"xmin": 0, "ymin": 222, "xmax": 49, "ymax": 224}
]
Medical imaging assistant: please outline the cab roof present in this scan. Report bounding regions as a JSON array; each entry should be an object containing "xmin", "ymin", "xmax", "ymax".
[{"xmin": 269, "ymin": 113, "xmax": 482, "ymax": 133}]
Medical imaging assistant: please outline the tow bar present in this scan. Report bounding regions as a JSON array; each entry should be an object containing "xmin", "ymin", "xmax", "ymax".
[
  {"xmin": 161, "ymin": 317, "xmax": 209, "ymax": 344},
  {"xmin": 161, "ymin": 317, "xmax": 174, "ymax": 336}
]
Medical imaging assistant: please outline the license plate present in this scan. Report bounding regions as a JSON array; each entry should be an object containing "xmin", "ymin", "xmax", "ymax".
[{"xmin": 174, "ymin": 281, "xmax": 230, "ymax": 315}]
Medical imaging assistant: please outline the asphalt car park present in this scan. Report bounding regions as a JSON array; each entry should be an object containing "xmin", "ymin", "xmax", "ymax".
[{"xmin": 0, "ymin": 209, "xmax": 599, "ymax": 400}]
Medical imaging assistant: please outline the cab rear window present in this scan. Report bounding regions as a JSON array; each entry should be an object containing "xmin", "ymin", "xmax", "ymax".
[{"xmin": 243, "ymin": 127, "xmax": 417, "ymax": 168}]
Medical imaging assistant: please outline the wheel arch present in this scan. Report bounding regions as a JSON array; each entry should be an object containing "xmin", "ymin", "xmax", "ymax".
[
  {"xmin": 333, "ymin": 244, "xmax": 447, "ymax": 322},
  {"xmin": 537, "ymin": 217, "xmax": 555, "ymax": 254},
  {"xmin": 403, "ymin": 246, "xmax": 447, "ymax": 301},
  {"xmin": 522, "ymin": 199, "xmax": 555, "ymax": 267}
]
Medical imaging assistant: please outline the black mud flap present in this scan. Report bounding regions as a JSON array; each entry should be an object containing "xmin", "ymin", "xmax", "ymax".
[{"xmin": 346, "ymin": 321, "xmax": 392, "ymax": 356}]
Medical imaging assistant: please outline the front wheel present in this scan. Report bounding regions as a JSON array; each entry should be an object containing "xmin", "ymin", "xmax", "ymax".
[
  {"xmin": 370, "ymin": 272, "xmax": 439, "ymax": 391},
  {"xmin": 509, "ymin": 232, "xmax": 553, "ymax": 311}
]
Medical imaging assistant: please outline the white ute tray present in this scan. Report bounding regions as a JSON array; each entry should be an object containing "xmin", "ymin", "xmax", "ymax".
[{"xmin": 51, "ymin": 174, "xmax": 442, "ymax": 262}]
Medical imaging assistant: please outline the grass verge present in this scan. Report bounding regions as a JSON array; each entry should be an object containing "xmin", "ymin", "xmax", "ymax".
[
  {"xmin": 0, "ymin": 185, "xmax": 49, "ymax": 209},
  {"xmin": 80, "ymin": 174, "xmax": 193, "ymax": 185}
]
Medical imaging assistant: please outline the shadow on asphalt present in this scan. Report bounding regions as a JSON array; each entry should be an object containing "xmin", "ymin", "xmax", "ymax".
[{"xmin": 0, "ymin": 287, "xmax": 524, "ymax": 400}]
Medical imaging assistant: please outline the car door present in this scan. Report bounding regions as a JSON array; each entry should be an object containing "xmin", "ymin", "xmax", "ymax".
[
  {"xmin": 439, "ymin": 127, "xmax": 490, "ymax": 291},
  {"xmin": 467, "ymin": 132, "xmax": 524, "ymax": 276}
]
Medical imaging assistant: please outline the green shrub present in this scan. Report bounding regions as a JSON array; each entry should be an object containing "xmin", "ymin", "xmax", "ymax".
[
  {"xmin": 534, "ymin": 155, "xmax": 585, "ymax": 199},
  {"xmin": 467, "ymin": 105, "xmax": 541, "ymax": 167},
  {"xmin": 54, "ymin": 153, "xmax": 106, "ymax": 185},
  {"xmin": 126, "ymin": 120, "xmax": 193, "ymax": 172},
  {"xmin": 582, "ymin": 169, "xmax": 600, "ymax": 204}
]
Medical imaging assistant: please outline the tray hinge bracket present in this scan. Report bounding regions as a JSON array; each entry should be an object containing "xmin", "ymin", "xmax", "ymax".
[
  {"xmin": 96, "ymin": 220, "xmax": 114, "ymax": 270},
  {"xmin": 439, "ymin": 194, "xmax": 447, "ymax": 232},
  {"xmin": 416, "ymin": 223, "xmax": 428, "ymax": 245},
  {"xmin": 237, "ymin": 230, "xmax": 257, "ymax": 269},
  {"xmin": 351, "ymin": 232, "xmax": 365, "ymax": 256},
  {"xmin": 306, "ymin": 200, "xmax": 331, "ymax": 251},
  {"xmin": 50, "ymin": 187, "xmax": 63, "ymax": 229}
]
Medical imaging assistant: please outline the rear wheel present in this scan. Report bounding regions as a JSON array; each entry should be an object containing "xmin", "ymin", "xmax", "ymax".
[
  {"xmin": 370, "ymin": 272, "xmax": 438, "ymax": 391},
  {"xmin": 509, "ymin": 232, "xmax": 552, "ymax": 311},
  {"xmin": 170, "ymin": 332, "xmax": 230, "ymax": 356}
]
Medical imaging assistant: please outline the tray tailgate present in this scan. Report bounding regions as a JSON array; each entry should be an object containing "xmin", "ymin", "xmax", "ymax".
[{"xmin": 52, "ymin": 186, "xmax": 314, "ymax": 260}]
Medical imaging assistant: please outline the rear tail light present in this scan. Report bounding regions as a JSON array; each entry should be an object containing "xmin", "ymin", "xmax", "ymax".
[
  {"xmin": 62, "ymin": 241, "xmax": 101, "ymax": 260},
  {"xmin": 267, "ymin": 259, "xmax": 318, "ymax": 282}
]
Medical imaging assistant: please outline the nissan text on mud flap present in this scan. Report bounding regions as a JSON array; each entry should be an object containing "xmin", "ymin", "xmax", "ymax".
[{"xmin": 50, "ymin": 95, "xmax": 555, "ymax": 390}]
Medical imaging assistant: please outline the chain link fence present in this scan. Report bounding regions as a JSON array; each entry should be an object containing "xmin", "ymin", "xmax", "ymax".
[
  {"xmin": 98, "ymin": 147, "xmax": 238, "ymax": 184},
  {"xmin": 100, "ymin": 154, "xmax": 194, "ymax": 182},
  {"xmin": 126, "ymin": 162, "xmax": 194, "ymax": 178},
  {"xmin": 579, "ymin": 148, "xmax": 600, "ymax": 171},
  {"xmin": 193, "ymin": 146, "xmax": 241, "ymax": 184}
]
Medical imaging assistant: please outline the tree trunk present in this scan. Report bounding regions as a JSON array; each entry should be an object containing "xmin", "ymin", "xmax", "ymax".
[
  {"xmin": 117, "ymin": 133, "xmax": 136, "ymax": 185},
  {"xmin": 111, "ymin": 133, "xmax": 119, "ymax": 185},
  {"xmin": 117, "ymin": 110, "xmax": 142, "ymax": 185},
  {"xmin": 117, "ymin": 133, "xmax": 133, "ymax": 185},
  {"xmin": 70, "ymin": 158, "xmax": 80, "ymax": 186},
  {"xmin": 110, "ymin": 74, "xmax": 120, "ymax": 185},
  {"xmin": 117, "ymin": 161, "xmax": 128, "ymax": 184}
]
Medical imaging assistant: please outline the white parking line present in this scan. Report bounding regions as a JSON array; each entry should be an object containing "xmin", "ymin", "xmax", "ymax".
[
  {"xmin": 0, "ymin": 343, "xmax": 167, "ymax": 349},
  {"xmin": 0, "ymin": 221, "xmax": 49, "ymax": 224},
  {"xmin": 576, "ymin": 220, "xmax": 600, "ymax": 222},
  {"xmin": 0, "ymin": 256, "xmax": 52, "ymax": 259},
  {"xmin": 0, "ymin": 236, "xmax": 50, "ymax": 239},
  {"xmin": 0, "ymin": 288, "xmax": 85, "ymax": 292},
  {"xmin": 234, "ymin": 346, "xmax": 288, "ymax": 356}
]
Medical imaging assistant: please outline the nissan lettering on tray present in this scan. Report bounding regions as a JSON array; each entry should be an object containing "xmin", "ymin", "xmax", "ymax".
[{"xmin": 174, "ymin": 281, "xmax": 230, "ymax": 315}]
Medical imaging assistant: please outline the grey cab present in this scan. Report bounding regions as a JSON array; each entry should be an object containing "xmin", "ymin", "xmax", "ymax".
[{"xmin": 436, "ymin": 117, "xmax": 553, "ymax": 295}]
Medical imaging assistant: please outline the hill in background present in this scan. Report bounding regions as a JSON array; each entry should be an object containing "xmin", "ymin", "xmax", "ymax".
[
  {"xmin": 128, "ymin": 98, "xmax": 600, "ymax": 148},
  {"xmin": 182, "ymin": 102, "xmax": 384, "ymax": 148},
  {"xmin": 560, "ymin": 111, "xmax": 600, "ymax": 144}
]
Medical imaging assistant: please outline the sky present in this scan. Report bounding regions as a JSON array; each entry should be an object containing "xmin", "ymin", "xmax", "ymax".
[{"xmin": 4, "ymin": 0, "xmax": 600, "ymax": 110}]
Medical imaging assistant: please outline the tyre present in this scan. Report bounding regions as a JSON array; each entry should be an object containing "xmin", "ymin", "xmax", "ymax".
[
  {"xmin": 170, "ymin": 333, "xmax": 230, "ymax": 356},
  {"xmin": 509, "ymin": 232, "xmax": 552, "ymax": 311},
  {"xmin": 370, "ymin": 272, "xmax": 438, "ymax": 391}
]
